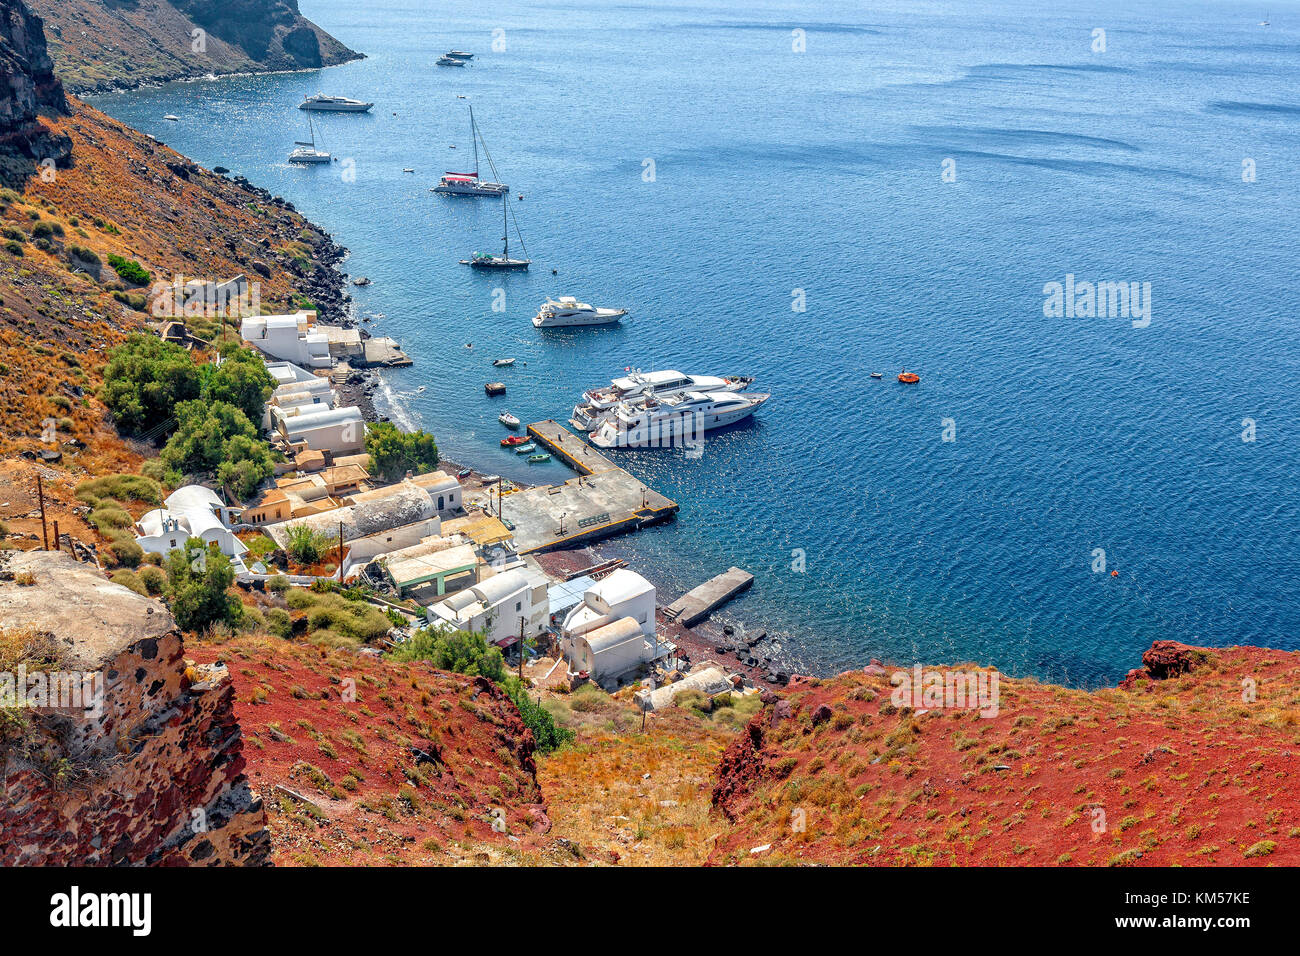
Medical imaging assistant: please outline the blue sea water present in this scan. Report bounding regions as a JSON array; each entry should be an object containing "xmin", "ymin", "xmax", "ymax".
[{"xmin": 90, "ymin": 0, "xmax": 1299, "ymax": 686}]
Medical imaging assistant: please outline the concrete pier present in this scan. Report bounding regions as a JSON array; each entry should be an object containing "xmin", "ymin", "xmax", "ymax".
[
  {"xmin": 495, "ymin": 421, "xmax": 678, "ymax": 554},
  {"xmin": 662, "ymin": 567, "xmax": 754, "ymax": 626}
]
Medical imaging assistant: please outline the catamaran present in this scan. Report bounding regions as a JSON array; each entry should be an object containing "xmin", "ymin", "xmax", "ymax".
[
  {"xmin": 433, "ymin": 106, "xmax": 508, "ymax": 197},
  {"xmin": 288, "ymin": 116, "xmax": 330, "ymax": 164},
  {"xmin": 533, "ymin": 297, "xmax": 628, "ymax": 328},
  {"xmin": 570, "ymin": 369, "xmax": 754, "ymax": 431},
  {"xmin": 299, "ymin": 93, "xmax": 374, "ymax": 112},
  {"xmin": 587, "ymin": 391, "xmax": 771, "ymax": 449}
]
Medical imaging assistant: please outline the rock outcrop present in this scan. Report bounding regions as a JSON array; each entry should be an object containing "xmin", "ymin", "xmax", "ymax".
[
  {"xmin": 0, "ymin": 0, "xmax": 69, "ymax": 169},
  {"xmin": 0, "ymin": 551, "xmax": 270, "ymax": 866},
  {"xmin": 29, "ymin": 0, "xmax": 361, "ymax": 94}
]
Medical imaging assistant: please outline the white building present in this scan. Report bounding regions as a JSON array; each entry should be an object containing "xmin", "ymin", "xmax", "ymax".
[
  {"xmin": 425, "ymin": 567, "xmax": 549, "ymax": 648},
  {"xmin": 134, "ymin": 485, "xmax": 248, "ymax": 569},
  {"xmin": 559, "ymin": 569, "xmax": 662, "ymax": 685},
  {"xmin": 562, "ymin": 569, "xmax": 656, "ymax": 638},
  {"xmin": 241, "ymin": 313, "xmax": 331, "ymax": 368},
  {"xmin": 273, "ymin": 404, "xmax": 365, "ymax": 455}
]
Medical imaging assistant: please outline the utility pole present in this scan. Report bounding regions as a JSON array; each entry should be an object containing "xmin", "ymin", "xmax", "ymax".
[
  {"xmin": 518, "ymin": 615, "xmax": 525, "ymax": 680},
  {"xmin": 52, "ymin": 520, "xmax": 60, "ymax": 552},
  {"xmin": 36, "ymin": 474, "xmax": 48, "ymax": 550},
  {"xmin": 497, "ymin": 476, "xmax": 503, "ymax": 521},
  {"xmin": 338, "ymin": 520, "xmax": 344, "ymax": 581}
]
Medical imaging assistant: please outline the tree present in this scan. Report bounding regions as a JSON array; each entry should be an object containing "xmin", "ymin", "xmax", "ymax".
[
  {"xmin": 365, "ymin": 421, "xmax": 439, "ymax": 481},
  {"xmin": 284, "ymin": 524, "xmax": 332, "ymax": 565},
  {"xmin": 164, "ymin": 539, "xmax": 240, "ymax": 632},
  {"xmin": 201, "ymin": 343, "xmax": 275, "ymax": 423},
  {"xmin": 161, "ymin": 400, "xmax": 275, "ymax": 498},
  {"xmin": 98, "ymin": 334, "xmax": 200, "ymax": 434}
]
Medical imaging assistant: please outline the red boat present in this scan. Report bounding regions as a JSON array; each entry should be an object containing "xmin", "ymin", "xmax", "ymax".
[
  {"xmin": 501, "ymin": 435, "xmax": 529, "ymax": 446},
  {"xmin": 898, "ymin": 370, "xmax": 920, "ymax": 384}
]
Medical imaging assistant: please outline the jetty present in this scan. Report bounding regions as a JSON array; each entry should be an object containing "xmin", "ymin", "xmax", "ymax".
[
  {"xmin": 662, "ymin": 567, "xmax": 754, "ymax": 626},
  {"xmin": 495, "ymin": 420, "xmax": 678, "ymax": 554}
]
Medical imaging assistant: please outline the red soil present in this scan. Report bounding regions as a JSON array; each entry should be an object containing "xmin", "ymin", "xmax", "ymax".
[
  {"xmin": 189, "ymin": 636, "xmax": 550, "ymax": 866},
  {"xmin": 708, "ymin": 642, "xmax": 1300, "ymax": 866}
]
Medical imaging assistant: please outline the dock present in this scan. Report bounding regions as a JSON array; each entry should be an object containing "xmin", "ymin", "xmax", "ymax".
[
  {"xmin": 360, "ymin": 336, "xmax": 411, "ymax": 367},
  {"xmin": 662, "ymin": 567, "xmax": 754, "ymax": 627},
  {"xmin": 492, "ymin": 421, "xmax": 678, "ymax": 554}
]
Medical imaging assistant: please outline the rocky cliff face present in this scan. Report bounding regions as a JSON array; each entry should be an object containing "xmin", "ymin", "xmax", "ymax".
[
  {"xmin": 0, "ymin": 551, "xmax": 270, "ymax": 866},
  {"xmin": 29, "ymin": 0, "xmax": 361, "ymax": 94},
  {"xmin": 0, "ymin": 0, "xmax": 68, "ymax": 164}
]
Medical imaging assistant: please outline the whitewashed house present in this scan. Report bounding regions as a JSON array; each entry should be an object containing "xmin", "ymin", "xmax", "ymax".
[
  {"xmin": 562, "ymin": 569, "xmax": 656, "ymax": 638},
  {"xmin": 272, "ymin": 405, "xmax": 365, "ymax": 455},
  {"xmin": 559, "ymin": 569, "xmax": 662, "ymax": 685},
  {"xmin": 425, "ymin": 567, "xmax": 549, "ymax": 648},
  {"xmin": 241, "ymin": 313, "xmax": 331, "ymax": 368},
  {"xmin": 134, "ymin": 485, "xmax": 248, "ymax": 569}
]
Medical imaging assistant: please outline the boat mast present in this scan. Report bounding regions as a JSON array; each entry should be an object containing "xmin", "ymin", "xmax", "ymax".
[
  {"xmin": 502, "ymin": 188, "xmax": 509, "ymax": 259},
  {"xmin": 470, "ymin": 104, "xmax": 479, "ymax": 177}
]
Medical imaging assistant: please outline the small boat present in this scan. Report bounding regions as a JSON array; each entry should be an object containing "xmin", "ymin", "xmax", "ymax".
[
  {"xmin": 514, "ymin": 443, "xmax": 537, "ymax": 454},
  {"xmin": 501, "ymin": 435, "xmax": 528, "ymax": 446},
  {"xmin": 499, "ymin": 413, "xmax": 521, "ymax": 428},
  {"xmin": 299, "ymin": 93, "xmax": 374, "ymax": 113},
  {"xmin": 898, "ymin": 371, "xmax": 920, "ymax": 384},
  {"xmin": 437, "ymin": 56, "xmax": 467, "ymax": 67},
  {"xmin": 446, "ymin": 51, "xmax": 474, "ymax": 60},
  {"xmin": 163, "ymin": 114, "xmax": 180, "ymax": 122},
  {"xmin": 485, "ymin": 381, "xmax": 506, "ymax": 396},
  {"xmin": 481, "ymin": 474, "xmax": 500, "ymax": 484},
  {"xmin": 416, "ymin": 385, "xmax": 426, "ymax": 393},
  {"xmin": 527, "ymin": 453, "xmax": 551, "ymax": 464},
  {"xmin": 403, "ymin": 167, "xmax": 415, "ymax": 173},
  {"xmin": 353, "ymin": 276, "xmax": 371, "ymax": 286},
  {"xmin": 493, "ymin": 358, "xmax": 516, "ymax": 367},
  {"xmin": 456, "ymin": 469, "xmax": 472, "ymax": 479},
  {"xmin": 870, "ymin": 372, "xmax": 882, "ymax": 379}
]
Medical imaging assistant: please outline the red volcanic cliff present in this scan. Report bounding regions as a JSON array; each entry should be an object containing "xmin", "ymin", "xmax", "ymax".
[{"xmin": 710, "ymin": 643, "xmax": 1300, "ymax": 866}]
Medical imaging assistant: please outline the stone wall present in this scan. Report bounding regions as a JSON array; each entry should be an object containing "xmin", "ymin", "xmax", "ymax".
[{"xmin": 0, "ymin": 550, "xmax": 269, "ymax": 866}]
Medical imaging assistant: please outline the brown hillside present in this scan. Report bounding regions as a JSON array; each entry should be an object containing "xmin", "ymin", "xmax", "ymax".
[
  {"xmin": 30, "ymin": 0, "xmax": 360, "ymax": 94},
  {"xmin": 708, "ymin": 642, "xmax": 1300, "ymax": 866}
]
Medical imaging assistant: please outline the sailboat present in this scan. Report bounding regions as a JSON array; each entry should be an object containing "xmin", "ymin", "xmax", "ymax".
[
  {"xmin": 460, "ymin": 192, "xmax": 532, "ymax": 268},
  {"xmin": 288, "ymin": 116, "xmax": 330, "ymax": 164},
  {"xmin": 432, "ymin": 106, "xmax": 508, "ymax": 196}
]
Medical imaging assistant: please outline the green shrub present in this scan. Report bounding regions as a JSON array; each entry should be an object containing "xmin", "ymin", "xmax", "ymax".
[
  {"xmin": 138, "ymin": 565, "xmax": 167, "ymax": 596},
  {"xmin": 365, "ymin": 421, "xmax": 439, "ymax": 481},
  {"xmin": 99, "ymin": 334, "xmax": 201, "ymax": 435},
  {"xmin": 266, "ymin": 607, "xmax": 293, "ymax": 638},
  {"xmin": 5, "ymin": 241, "xmax": 22, "ymax": 256},
  {"xmin": 106, "ymin": 253, "xmax": 150, "ymax": 285},
  {"xmin": 88, "ymin": 503, "xmax": 134, "ymax": 533},
  {"xmin": 164, "ymin": 539, "xmax": 239, "ymax": 632},
  {"xmin": 76, "ymin": 474, "xmax": 161, "ymax": 506},
  {"xmin": 283, "ymin": 525, "xmax": 332, "ymax": 565},
  {"xmin": 110, "ymin": 569, "xmax": 148, "ymax": 596},
  {"xmin": 266, "ymin": 574, "xmax": 290, "ymax": 594}
]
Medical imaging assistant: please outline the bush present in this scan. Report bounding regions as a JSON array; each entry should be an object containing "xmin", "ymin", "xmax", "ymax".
[
  {"xmin": 283, "ymin": 525, "xmax": 332, "ymax": 566},
  {"xmin": 509, "ymin": 684, "xmax": 573, "ymax": 752},
  {"xmin": 88, "ymin": 503, "xmax": 134, "ymax": 533},
  {"xmin": 160, "ymin": 400, "xmax": 274, "ymax": 499},
  {"xmin": 103, "ymin": 533, "xmax": 144, "ymax": 569},
  {"xmin": 266, "ymin": 573, "xmax": 290, "ymax": 594},
  {"xmin": 201, "ymin": 344, "xmax": 275, "ymax": 423},
  {"xmin": 110, "ymin": 569, "xmax": 148, "ymax": 596},
  {"xmin": 107, "ymin": 253, "xmax": 150, "ymax": 285},
  {"xmin": 5, "ymin": 241, "xmax": 22, "ymax": 256},
  {"xmin": 138, "ymin": 565, "xmax": 167, "ymax": 596},
  {"xmin": 284, "ymin": 589, "xmax": 392, "ymax": 643},
  {"xmin": 365, "ymin": 421, "xmax": 439, "ymax": 481},
  {"xmin": 76, "ymin": 474, "xmax": 162, "ymax": 506},
  {"xmin": 99, "ymin": 334, "xmax": 201, "ymax": 435},
  {"xmin": 388, "ymin": 628, "xmax": 506, "ymax": 680},
  {"xmin": 31, "ymin": 221, "xmax": 54, "ymax": 240},
  {"xmin": 164, "ymin": 539, "xmax": 239, "ymax": 632},
  {"xmin": 266, "ymin": 607, "xmax": 293, "ymax": 638}
]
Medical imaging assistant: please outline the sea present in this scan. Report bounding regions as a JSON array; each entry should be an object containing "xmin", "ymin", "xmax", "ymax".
[{"xmin": 90, "ymin": 0, "xmax": 1300, "ymax": 687}]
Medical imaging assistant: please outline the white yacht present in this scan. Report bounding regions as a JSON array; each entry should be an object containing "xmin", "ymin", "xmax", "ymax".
[
  {"xmin": 437, "ymin": 55, "xmax": 467, "ymax": 67},
  {"xmin": 533, "ymin": 297, "xmax": 627, "ymax": 328},
  {"xmin": 588, "ymin": 391, "xmax": 770, "ymax": 449},
  {"xmin": 299, "ymin": 93, "xmax": 374, "ymax": 112},
  {"xmin": 570, "ymin": 369, "xmax": 754, "ymax": 431}
]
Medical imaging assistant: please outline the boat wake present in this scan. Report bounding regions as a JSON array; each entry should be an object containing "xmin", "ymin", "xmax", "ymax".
[{"xmin": 373, "ymin": 376, "xmax": 421, "ymax": 432}]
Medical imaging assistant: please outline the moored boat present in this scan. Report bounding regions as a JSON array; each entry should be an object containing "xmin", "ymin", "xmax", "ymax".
[
  {"xmin": 570, "ymin": 369, "xmax": 754, "ymax": 431},
  {"xmin": 514, "ymin": 443, "xmax": 537, "ymax": 454},
  {"xmin": 299, "ymin": 93, "xmax": 374, "ymax": 112},
  {"xmin": 527, "ymin": 453, "xmax": 551, "ymax": 463},
  {"xmin": 532, "ymin": 296, "xmax": 628, "ymax": 328},
  {"xmin": 501, "ymin": 435, "xmax": 528, "ymax": 446},
  {"xmin": 588, "ymin": 391, "xmax": 770, "ymax": 449},
  {"xmin": 499, "ymin": 412, "xmax": 521, "ymax": 428},
  {"xmin": 898, "ymin": 370, "xmax": 920, "ymax": 384}
]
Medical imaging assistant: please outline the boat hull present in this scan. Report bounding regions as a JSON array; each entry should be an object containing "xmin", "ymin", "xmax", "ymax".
[
  {"xmin": 589, "ymin": 395, "xmax": 769, "ymax": 449},
  {"xmin": 533, "ymin": 308, "xmax": 627, "ymax": 328},
  {"xmin": 465, "ymin": 258, "xmax": 530, "ymax": 269},
  {"xmin": 299, "ymin": 102, "xmax": 373, "ymax": 112},
  {"xmin": 434, "ymin": 182, "xmax": 508, "ymax": 196}
]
